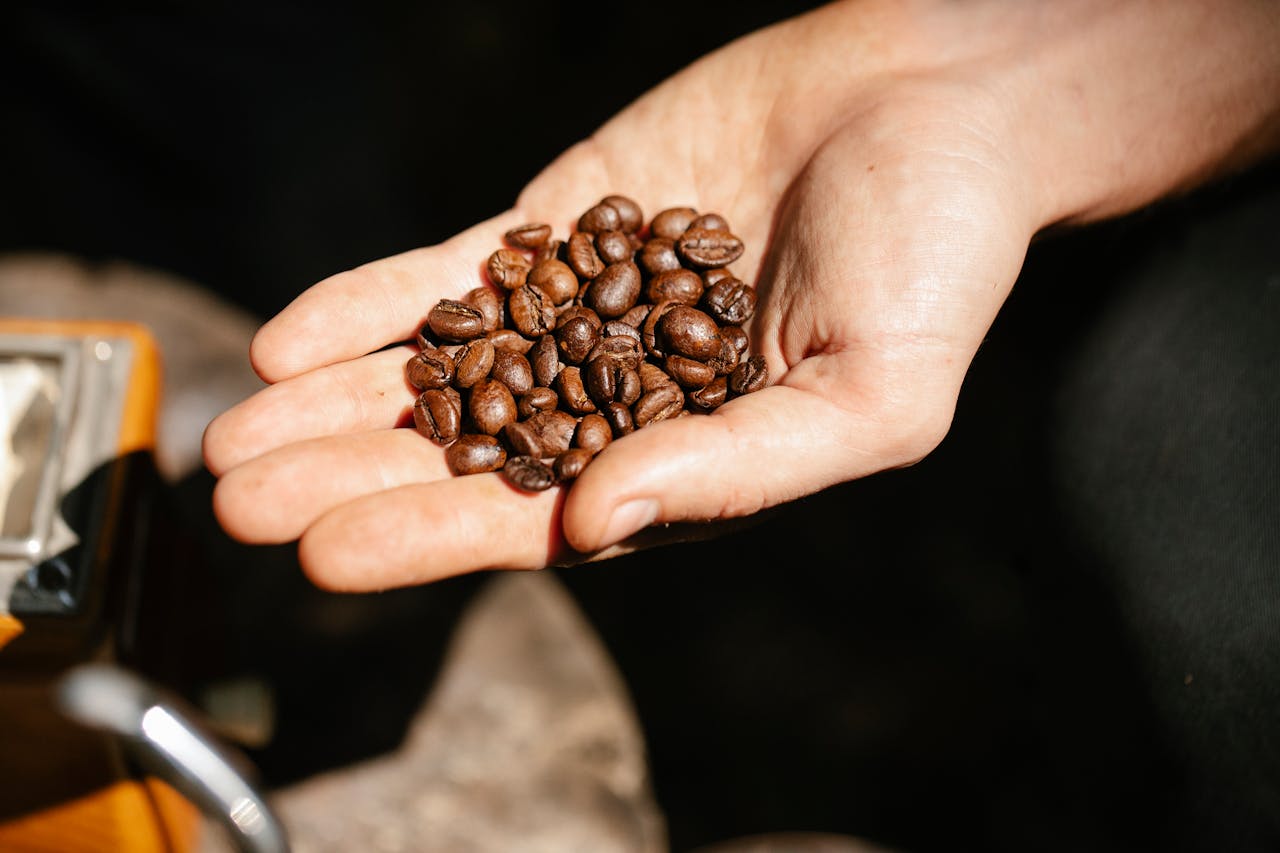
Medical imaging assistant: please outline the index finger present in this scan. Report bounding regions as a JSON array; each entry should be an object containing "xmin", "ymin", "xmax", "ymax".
[{"xmin": 249, "ymin": 210, "xmax": 529, "ymax": 383}]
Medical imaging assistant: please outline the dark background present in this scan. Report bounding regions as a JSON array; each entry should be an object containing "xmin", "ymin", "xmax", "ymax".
[{"xmin": 4, "ymin": 3, "xmax": 1278, "ymax": 852}]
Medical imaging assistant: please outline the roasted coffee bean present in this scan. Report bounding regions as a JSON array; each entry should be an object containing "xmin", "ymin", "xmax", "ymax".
[
  {"xmin": 491, "ymin": 348, "xmax": 534, "ymax": 396},
  {"xmin": 557, "ymin": 304, "xmax": 602, "ymax": 329},
  {"xmin": 729, "ymin": 354, "xmax": 768, "ymax": 395},
  {"xmin": 567, "ymin": 231, "xmax": 605, "ymax": 280},
  {"xmin": 487, "ymin": 327, "xmax": 535, "ymax": 354},
  {"xmin": 689, "ymin": 212, "xmax": 729, "ymax": 232},
  {"xmin": 665, "ymin": 354, "xmax": 716, "ymax": 389},
  {"xmin": 602, "ymin": 401, "xmax": 635, "ymax": 437},
  {"xmin": 428, "ymin": 299, "xmax": 486, "ymax": 342},
  {"xmin": 530, "ymin": 334, "xmax": 561, "ymax": 387},
  {"xmin": 602, "ymin": 320, "xmax": 642, "ymax": 344},
  {"xmin": 528, "ymin": 259, "xmax": 579, "ymax": 305},
  {"xmin": 586, "ymin": 261, "xmax": 642, "ymax": 319},
  {"xmin": 507, "ymin": 284, "xmax": 557, "ymax": 337},
  {"xmin": 688, "ymin": 376, "xmax": 728, "ymax": 411},
  {"xmin": 413, "ymin": 389, "xmax": 462, "ymax": 446},
  {"xmin": 517, "ymin": 386, "xmax": 559, "ymax": 419},
  {"xmin": 466, "ymin": 286, "xmax": 504, "ymax": 332},
  {"xmin": 638, "ymin": 361, "xmax": 676, "ymax": 392},
  {"xmin": 574, "ymin": 413, "xmax": 613, "ymax": 453},
  {"xmin": 525, "ymin": 409, "xmax": 577, "ymax": 455},
  {"xmin": 601, "ymin": 195, "xmax": 644, "ymax": 232},
  {"xmin": 595, "ymin": 230, "xmax": 633, "ymax": 265},
  {"xmin": 487, "ymin": 248, "xmax": 532, "ymax": 290},
  {"xmin": 554, "ymin": 365, "xmax": 597, "ymax": 414},
  {"xmin": 554, "ymin": 448, "xmax": 593, "ymax": 482},
  {"xmin": 676, "ymin": 228, "xmax": 745, "ymax": 268},
  {"xmin": 650, "ymin": 207, "xmax": 698, "ymax": 240},
  {"xmin": 446, "ymin": 434, "xmax": 506, "ymax": 476},
  {"xmin": 702, "ymin": 278, "xmax": 757, "ymax": 324},
  {"xmin": 406, "ymin": 349, "xmax": 455, "ymax": 390},
  {"xmin": 645, "ymin": 267, "xmax": 704, "ymax": 305},
  {"xmin": 535, "ymin": 238, "xmax": 564, "ymax": 265},
  {"xmin": 586, "ymin": 333, "xmax": 645, "ymax": 368},
  {"xmin": 453, "ymin": 337, "xmax": 495, "ymax": 388},
  {"xmin": 633, "ymin": 383, "xmax": 685, "ymax": 427},
  {"xmin": 721, "ymin": 324, "xmax": 749, "ymax": 357},
  {"xmin": 416, "ymin": 322, "xmax": 438, "ymax": 351},
  {"xmin": 503, "ymin": 455, "xmax": 557, "ymax": 492},
  {"xmin": 501, "ymin": 420, "xmax": 545, "ymax": 457},
  {"xmin": 657, "ymin": 305, "xmax": 722, "ymax": 361},
  {"xmin": 586, "ymin": 357, "xmax": 641, "ymax": 407},
  {"xmin": 504, "ymin": 222, "xmax": 552, "ymax": 250},
  {"xmin": 707, "ymin": 334, "xmax": 742, "ymax": 376},
  {"xmin": 555, "ymin": 315, "xmax": 600, "ymax": 364},
  {"xmin": 641, "ymin": 299, "xmax": 677, "ymax": 358},
  {"xmin": 639, "ymin": 237, "xmax": 681, "ymax": 276},
  {"xmin": 702, "ymin": 267, "xmax": 735, "ymax": 288},
  {"xmin": 577, "ymin": 202, "xmax": 622, "ymax": 235},
  {"xmin": 469, "ymin": 378, "xmax": 518, "ymax": 435}
]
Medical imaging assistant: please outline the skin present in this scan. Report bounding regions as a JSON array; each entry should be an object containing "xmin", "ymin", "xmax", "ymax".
[{"xmin": 202, "ymin": 0, "xmax": 1280, "ymax": 592}]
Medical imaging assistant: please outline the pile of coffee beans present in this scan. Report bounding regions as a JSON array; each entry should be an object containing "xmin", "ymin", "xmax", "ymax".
[{"xmin": 408, "ymin": 194, "xmax": 766, "ymax": 492}]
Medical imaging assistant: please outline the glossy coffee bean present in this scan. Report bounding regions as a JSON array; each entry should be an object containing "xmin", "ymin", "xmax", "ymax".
[
  {"xmin": 567, "ymin": 231, "xmax": 605, "ymax": 280},
  {"xmin": 639, "ymin": 237, "xmax": 681, "ymax": 276},
  {"xmin": 535, "ymin": 238, "xmax": 564, "ymax": 265},
  {"xmin": 528, "ymin": 259, "xmax": 579, "ymax": 305},
  {"xmin": 586, "ymin": 261, "xmax": 642, "ymax": 319},
  {"xmin": 633, "ymin": 383, "xmax": 685, "ymax": 428},
  {"xmin": 574, "ymin": 413, "xmax": 613, "ymax": 454},
  {"xmin": 530, "ymin": 334, "xmax": 562, "ymax": 387},
  {"xmin": 638, "ymin": 361, "xmax": 676, "ymax": 392},
  {"xmin": 676, "ymin": 228, "xmax": 745, "ymax": 268},
  {"xmin": 595, "ymin": 230, "xmax": 633, "ymax": 265},
  {"xmin": 428, "ymin": 299, "xmax": 486, "ymax": 342},
  {"xmin": 641, "ymin": 299, "xmax": 677, "ymax": 358},
  {"xmin": 554, "ymin": 448, "xmax": 593, "ymax": 482},
  {"xmin": 507, "ymin": 284, "xmax": 557, "ymax": 337},
  {"xmin": 650, "ymin": 207, "xmax": 698, "ymax": 240},
  {"xmin": 525, "ymin": 410, "xmax": 577, "ymax": 455},
  {"xmin": 453, "ymin": 338, "xmax": 495, "ymax": 388},
  {"xmin": 487, "ymin": 248, "xmax": 532, "ymax": 290},
  {"xmin": 465, "ymin": 286, "xmax": 504, "ymax": 333},
  {"xmin": 601, "ymin": 195, "xmax": 644, "ymax": 232},
  {"xmin": 413, "ymin": 389, "xmax": 462, "ymax": 446},
  {"xmin": 503, "ymin": 455, "xmax": 557, "ymax": 492},
  {"xmin": 578, "ymin": 202, "xmax": 622, "ymax": 235},
  {"xmin": 657, "ymin": 305, "xmax": 722, "ymax": 361},
  {"xmin": 721, "ymin": 323, "xmax": 749, "ymax": 357},
  {"xmin": 702, "ymin": 279, "xmax": 757, "ymax": 324},
  {"xmin": 586, "ymin": 334, "xmax": 644, "ymax": 369},
  {"xmin": 469, "ymin": 378, "xmax": 517, "ymax": 435},
  {"xmin": 586, "ymin": 357, "xmax": 641, "ymax": 407},
  {"xmin": 487, "ymin": 327, "xmax": 534, "ymax": 354},
  {"xmin": 602, "ymin": 401, "xmax": 635, "ymax": 437},
  {"xmin": 689, "ymin": 212, "xmax": 729, "ymax": 232},
  {"xmin": 555, "ymin": 316, "xmax": 600, "ymax": 364},
  {"xmin": 557, "ymin": 304, "xmax": 601, "ymax": 329},
  {"xmin": 517, "ymin": 386, "xmax": 559, "ymax": 419},
  {"xmin": 504, "ymin": 222, "xmax": 552, "ymax": 250},
  {"xmin": 702, "ymin": 267, "xmax": 735, "ymax": 288},
  {"xmin": 554, "ymin": 365, "xmax": 597, "ymax": 414},
  {"xmin": 645, "ymin": 267, "xmax": 704, "ymax": 305},
  {"xmin": 665, "ymin": 354, "xmax": 716, "ymax": 389},
  {"xmin": 707, "ymin": 334, "xmax": 742, "ymax": 376},
  {"xmin": 602, "ymin": 320, "xmax": 642, "ymax": 345},
  {"xmin": 491, "ymin": 348, "xmax": 534, "ymax": 396},
  {"xmin": 501, "ymin": 420, "xmax": 545, "ymax": 458},
  {"xmin": 688, "ymin": 376, "xmax": 728, "ymax": 411},
  {"xmin": 446, "ymin": 434, "xmax": 506, "ymax": 476},
  {"xmin": 406, "ymin": 349, "xmax": 454, "ymax": 390},
  {"xmin": 619, "ymin": 303, "xmax": 652, "ymax": 328},
  {"xmin": 729, "ymin": 354, "xmax": 768, "ymax": 395}
]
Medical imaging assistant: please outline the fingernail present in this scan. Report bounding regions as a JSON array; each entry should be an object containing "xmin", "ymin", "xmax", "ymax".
[{"xmin": 600, "ymin": 499, "xmax": 660, "ymax": 546}]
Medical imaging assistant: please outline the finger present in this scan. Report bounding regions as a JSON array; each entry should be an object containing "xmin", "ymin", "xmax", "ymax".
[
  {"xmin": 298, "ymin": 477, "xmax": 568, "ymax": 592},
  {"xmin": 211, "ymin": 429, "xmax": 448, "ymax": 545},
  {"xmin": 250, "ymin": 210, "xmax": 529, "ymax": 383},
  {"xmin": 202, "ymin": 344, "xmax": 418, "ymax": 476}
]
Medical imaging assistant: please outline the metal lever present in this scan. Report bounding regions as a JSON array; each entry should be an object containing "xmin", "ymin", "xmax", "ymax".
[{"xmin": 54, "ymin": 662, "xmax": 290, "ymax": 853}]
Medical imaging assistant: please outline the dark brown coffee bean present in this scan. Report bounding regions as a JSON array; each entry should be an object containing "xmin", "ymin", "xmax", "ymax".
[
  {"xmin": 554, "ymin": 365, "xmax": 597, "ymax": 414},
  {"xmin": 465, "ymin": 286, "xmax": 504, "ymax": 333},
  {"xmin": 507, "ymin": 284, "xmax": 557, "ymax": 337},
  {"xmin": 702, "ymin": 267, "xmax": 735, "ymax": 288},
  {"xmin": 530, "ymin": 334, "xmax": 561, "ymax": 387},
  {"xmin": 555, "ymin": 316, "xmax": 600, "ymax": 364},
  {"xmin": 688, "ymin": 376, "xmax": 728, "ymax": 411},
  {"xmin": 554, "ymin": 448, "xmax": 593, "ymax": 482},
  {"xmin": 406, "ymin": 349, "xmax": 455, "ymax": 390},
  {"xmin": 641, "ymin": 300, "xmax": 677, "ymax": 358},
  {"xmin": 601, "ymin": 195, "xmax": 644, "ymax": 232},
  {"xmin": 557, "ymin": 304, "xmax": 602, "ymax": 329},
  {"xmin": 633, "ymin": 383, "xmax": 685, "ymax": 427},
  {"xmin": 602, "ymin": 320, "xmax": 642, "ymax": 344},
  {"xmin": 517, "ymin": 386, "xmax": 559, "ymax": 419},
  {"xmin": 503, "ymin": 455, "xmax": 557, "ymax": 492},
  {"xmin": 486, "ymin": 248, "xmax": 532, "ymax": 290},
  {"xmin": 428, "ymin": 299, "xmax": 486, "ymax": 342},
  {"xmin": 587, "ymin": 333, "xmax": 645, "ymax": 368},
  {"xmin": 469, "ymin": 378, "xmax": 517, "ymax": 435},
  {"xmin": 707, "ymin": 334, "xmax": 742, "ymax": 376},
  {"xmin": 534, "ymin": 238, "xmax": 564, "ymax": 265},
  {"xmin": 504, "ymin": 222, "xmax": 552, "ymax": 250},
  {"xmin": 595, "ymin": 230, "xmax": 633, "ymax": 265},
  {"xmin": 657, "ymin": 305, "xmax": 722, "ymax": 361},
  {"xmin": 676, "ymin": 228, "xmax": 745, "ymax": 269},
  {"xmin": 577, "ymin": 202, "xmax": 621, "ymax": 235},
  {"xmin": 637, "ymin": 361, "xmax": 675, "ymax": 393},
  {"xmin": 528, "ymin": 259, "xmax": 579, "ymax": 305},
  {"xmin": 602, "ymin": 401, "xmax": 635, "ymax": 438},
  {"xmin": 619, "ymin": 303, "xmax": 652, "ymax": 328},
  {"xmin": 585, "ymin": 358, "xmax": 641, "ymax": 407},
  {"xmin": 645, "ymin": 267, "xmax": 704, "ymax": 305},
  {"xmin": 446, "ymin": 434, "xmax": 506, "ymax": 476},
  {"xmin": 413, "ymin": 389, "xmax": 462, "ymax": 446},
  {"xmin": 566, "ymin": 231, "xmax": 605, "ymax": 280},
  {"xmin": 586, "ymin": 262, "xmax": 642, "ymax": 320},
  {"xmin": 526, "ymin": 410, "xmax": 577, "ymax": 455},
  {"xmin": 638, "ymin": 237, "xmax": 681, "ymax": 277},
  {"xmin": 650, "ymin": 207, "xmax": 698, "ymax": 240},
  {"xmin": 729, "ymin": 354, "xmax": 767, "ymax": 395},
  {"xmin": 720, "ymin": 324, "xmax": 749, "ymax": 357},
  {"xmin": 491, "ymin": 348, "xmax": 533, "ymax": 396},
  {"xmin": 665, "ymin": 355, "xmax": 716, "ymax": 389},
  {"xmin": 501, "ymin": 420, "xmax": 545, "ymax": 458},
  {"xmin": 574, "ymin": 413, "xmax": 613, "ymax": 454},
  {"xmin": 487, "ymin": 327, "xmax": 535, "ymax": 354},
  {"xmin": 702, "ymin": 279, "xmax": 757, "ymax": 324},
  {"xmin": 689, "ymin": 212, "xmax": 729, "ymax": 232},
  {"xmin": 453, "ymin": 337, "xmax": 495, "ymax": 388},
  {"xmin": 416, "ymin": 322, "xmax": 439, "ymax": 351}
]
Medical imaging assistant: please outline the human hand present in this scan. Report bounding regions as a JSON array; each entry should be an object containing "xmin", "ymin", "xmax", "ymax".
[{"xmin": 203, "ymin": 0, "xmax": 1280, "ymax": 590}]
